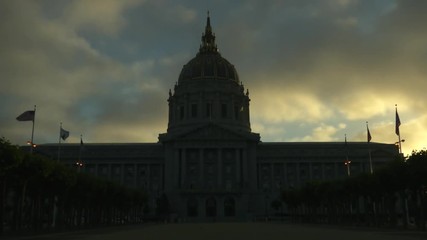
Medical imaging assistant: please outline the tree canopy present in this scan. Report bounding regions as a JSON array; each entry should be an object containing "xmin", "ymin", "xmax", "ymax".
[{"xmin": 0, "ymin": 137, "xmax": 148, "ymax": 235}]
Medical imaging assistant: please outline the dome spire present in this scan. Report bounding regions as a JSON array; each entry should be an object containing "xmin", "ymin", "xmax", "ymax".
[{"xmin": 200, "ymin": 11, "xmax": 218, "ymax": 53}]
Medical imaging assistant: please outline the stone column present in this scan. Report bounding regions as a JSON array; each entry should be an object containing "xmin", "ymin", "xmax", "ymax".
[
  {"xmin": 200, "ymin": 148, "xmax": 204, "ymax": 188},
  {"xmin": 218, "ymin": 148, "xmax": 222, "ymax": 188},
  {"xmin": 199, "ymin": 92, "xmax": 203, "ymax": 120},
  {"xmin": 175, "ymin": 149, "xmax": 181, "ymax": 188},
  {"xmin": 235, "ymin": 148, "xmax": 240, "ymax": 188},
  {"xmin": 198, "ymin": 197, "xmax": 204, "ymax": 218},
  {"xmin": 147, "ymin": 164, "xmax": 151, "ymax": 191},
  {"xmin": 283, "ymin": 163, "xmax": 287, "ymax": 187},
  {"xmin": 270, "ymin": 163, "xmax": 274, "ymax": 191},
  {"xmin": 242, "ymin": 148, "xmax": 248, "ymax": 188},
  {"xmin": 217, "ymin": 196, "xmax": 224, "ymax": 218},
  {"xmin": 120, "ymin": 164, "xmax": 124, "ymax": 185},
  {"xmin": 185, "ymin": 95, "xmax": 189, "ymax": 120},
  {"xmin": 134, "ymin": 163, "xmax": 137, "ymax": 187},
  {"xmin": 214, "ymin": 92, "xmax": 220, "ymax": 119},
  {"xmin": 181, "ymin": 148, "xmax": 186, "ymax": 188},
  {"xmin": 231, "ymin": 95, "xmax": 235, "ymax": 120},
  {"xmin": 321, "ymin": 163, "xmax": 325, "ymax": 180},
  {"xmin": 333, "ymin": 162, "xmax": 338, "ymax": 178},
  {"xmin": 95, "ymin": 164, "xmax": 99, "ymax": 178}
]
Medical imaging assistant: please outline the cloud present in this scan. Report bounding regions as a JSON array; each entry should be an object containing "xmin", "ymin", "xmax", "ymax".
[
  {"xmin": 1, "ymin": 0, "xmax": 426, "ymax": 156},
  {"xmin": 63, "ymin": 0, "xmax": 146, "ymax": 36},
  {"xmin": 291, "ymin": 123, "xmax": 347, "ymax": 142},
  {"xmin": 352, "ymin": 114, "xmax": 427, "ymax": 154},
  {"xmin": 0, "ymin": 1, "xmax": 168, "ymax": 145},
  {"xmin": 252, "ymin": 122, "xmax": 287, "ymax": 142},
  {"xmin": 251, "ymin": 86, "xmax": 334, "ymax": 124},
  {"xmin": 278, "ymin": 123, "xmax": 349, "ymax": 142},
  {"xmin": 236, "ymin": 0, "xmax": 427, "ymax": 150}
]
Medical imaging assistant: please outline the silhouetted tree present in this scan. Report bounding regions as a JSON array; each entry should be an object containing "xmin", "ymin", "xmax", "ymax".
[
  {"xmin": 281, "ymin": 151, "xmax": 427, "ymax": 230},
  {"xmin": 0, "ymin": 137, "xmax": 148, "ymax": 235}
]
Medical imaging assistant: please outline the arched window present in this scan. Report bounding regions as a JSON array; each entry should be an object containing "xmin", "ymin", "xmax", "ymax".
[
  {"xmin": 205, "ymin": 197, "xmax": 217, "ymax": 217},
  {"xmin": 224, "ymin": 197, "xmax": 235, "ymax": 217},
  {"xmin": 179, "ymin": 106, "xmax": 185, "ymax": 120},
  {"xmin": 221, "ymin": 103, "xmax": 227, "ymax": 118},
  {"xmin": 191, "ymin": 103, "xmax": 198, "ymax": 118},
  {"xmin": 206, "ymin": 103, "xmax": 212, "ymax": 118},
  {"xmin": 187, "ymin": 197, "xmax": 198, "ymax": 217}
]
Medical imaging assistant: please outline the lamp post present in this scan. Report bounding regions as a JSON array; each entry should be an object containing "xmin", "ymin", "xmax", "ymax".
[
  {"xmin": 344, "ymin": 160, "xmax": 351, "ymax": 176},
  {"xmin": 395, "ymin": 139, "xmax": 405, "ymax": 158},
  {"xmin": 263, "ymin": 185, "xmax": 270, "ymax": 220},
  {"xmin": 344, "ymin": 134, "xmax": 351, "ymax": 176}
]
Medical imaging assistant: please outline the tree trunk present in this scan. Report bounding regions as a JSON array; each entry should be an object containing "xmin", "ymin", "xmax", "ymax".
[
  {"xmin": 18, "ymin": 180, "xmax": 28, "ymax": 231},
  {"xmin": 418, "ymin": 190, "xmax": 426, "ymax": 231},
  {"xmin": 0, "ymin": 178, "xmax": 5, "ymax": 235}
]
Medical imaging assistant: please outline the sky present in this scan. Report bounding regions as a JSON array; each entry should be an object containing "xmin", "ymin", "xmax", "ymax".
[{"xmin": 1, "ymin": 0, "xmax": 426, "ymax": 156}]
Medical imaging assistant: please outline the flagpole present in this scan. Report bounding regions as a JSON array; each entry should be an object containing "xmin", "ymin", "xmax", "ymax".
[
  {"xmin": 53, "ymin": 122, "xmax": 62, "ymax": 229},
  {"xmin": 345, "ymin": 134, "xmax": 351, "ymax": 176},
  {"xmin": 398, "ymin": 134, "xmax": 402, "ymax": 154},
  {"xmin": 367, "ymin": 121, "xmax": 373, "ymax": 174},
  {"xmin": 77, "ymin": 135, "xmax": 83, "ymax": 173},
  {"xmin": 79, "ymin": 135, "xmax": 82, "ymax": 161},
  {"xmin": 57, "ymin": 122, "xmax": 62, "ymax": 161},
  {"xmin": 30, "ymin": 105, "xmax": 36, "ymax": 155},
  {"xmin": 396, "ymin": 104, "xmax": 402, "ymax": 154}
]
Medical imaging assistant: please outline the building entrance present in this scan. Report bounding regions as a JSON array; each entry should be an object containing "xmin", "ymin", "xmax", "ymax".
[
  {"xmin": 205, "ymin": 197, "xmax": 216, "ymax": 217},
  {"xmin": 187, "ymin": 197, "xmax": 198, "ymax": 217},
  {"xmin": 224, "ymin": 197, "xmax": 235, "ymax": 217}
]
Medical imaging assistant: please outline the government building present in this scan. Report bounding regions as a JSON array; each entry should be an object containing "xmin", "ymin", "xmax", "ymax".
[{"xmin": 36, "ymin": 15, "xmax": 399, "ymax": 221}]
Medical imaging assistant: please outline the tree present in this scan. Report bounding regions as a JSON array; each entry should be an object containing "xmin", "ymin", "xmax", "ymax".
[{"xmin": 0, "ymin": 137, "xmax": 23, "ymax": 235}]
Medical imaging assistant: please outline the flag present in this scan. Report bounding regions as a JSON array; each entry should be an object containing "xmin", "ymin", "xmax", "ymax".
[
  {"xmin": 78, "ymin": 136, "xmax": 84, "ymax": 166},
  {"xmin": 16, "ymin": 110, "xmax": 35, "ymax": 121},
  {"xmin": 367, "ymin": 125, "xmax": 372, "ymax": 143},
  {"xmin": 60, "ymin": 127, "xmax": 69, "ymax": 141},
  {"xmin": 79, "ymin": 136, "xmax": 84, "ymax": 151},
  {"xmin": 395, "ymin": 108, "xmax": 401, "ymax": 136}
]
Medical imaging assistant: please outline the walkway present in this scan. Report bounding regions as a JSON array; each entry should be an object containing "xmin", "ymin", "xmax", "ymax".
[{"xmin": 7, "ymin": 223, "xmax": 427, "ymax": 240}]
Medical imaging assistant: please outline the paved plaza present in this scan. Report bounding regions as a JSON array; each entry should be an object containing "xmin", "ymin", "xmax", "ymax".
[{"xmin": 10, "ymin": 223, "xmax": 427, "ymax": 240}]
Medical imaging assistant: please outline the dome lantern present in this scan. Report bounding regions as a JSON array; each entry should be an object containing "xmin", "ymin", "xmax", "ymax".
[
  {"xmin": 178, "ymin": 12, "xmax": 239, "ymax": 84},
  {"xmin": 199, "ymin": 11, "xmax": 218, "ymax": 54}
]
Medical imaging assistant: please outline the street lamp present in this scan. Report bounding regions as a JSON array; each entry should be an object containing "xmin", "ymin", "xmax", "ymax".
[
  {"xmin": 395, "ymin": 139, "xmax": 406, "ymax": 158},
  {"xmin": 26, "ymin": 140, "xmax": 36, "ymax": 148},
  {"xmin": 344, "ymin": 160, "xmax": 351, "ymax": 176},
  {"xmin": 263, "ymin": 184, "xmax": 270, "ymax": 220}
]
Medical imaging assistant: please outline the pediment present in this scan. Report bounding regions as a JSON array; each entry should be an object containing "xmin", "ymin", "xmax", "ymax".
[
  {"xmin": 160, "ymin": 123, "xmax": 259, "ymax": 142},
  {"xmin": 182, "ymin": 124, "xmax": 244, "ymax": 140}
]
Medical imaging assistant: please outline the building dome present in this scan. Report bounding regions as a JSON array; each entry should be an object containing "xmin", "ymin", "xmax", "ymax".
[
  {"xmin": 165, "ymin": 13, "xmax": 251, "ymax": 135},
  {"xmin": 178, "ymin": 52, "xmax": 239, "ymax": 83},
  {"xmin": 178, "ymin": 13, "xmax": 239, "ymax": 84}
]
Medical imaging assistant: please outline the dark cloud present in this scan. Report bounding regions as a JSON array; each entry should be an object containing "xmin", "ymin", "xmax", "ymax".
[{"xmin": 1, "ymin": 0, "xmax": 426, "ymax": 153}]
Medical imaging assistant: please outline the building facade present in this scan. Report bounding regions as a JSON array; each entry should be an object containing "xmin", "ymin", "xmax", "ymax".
[{"xmin": 36, "ymin": 15, "xmax": 399, "ymax": 221}]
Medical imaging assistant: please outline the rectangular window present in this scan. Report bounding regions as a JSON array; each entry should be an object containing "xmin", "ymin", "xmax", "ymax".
[
  {"xmin": 180, "ymin": 106, "xmax": 185, "ymax": 120},
  {"xmin": 206, "ymin": 103, "xmax": 212, "ymax": 118},
  {"xmin": 221, "ymin": 103, "xmax": 227, "ymax": 118},
  {"xmin": 234, "ymin": 105, "xmax": 239, "ymax": 120},
  {"xmin": 191, "ymin": 104, "xmax": 197, "ymax": 118}
]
